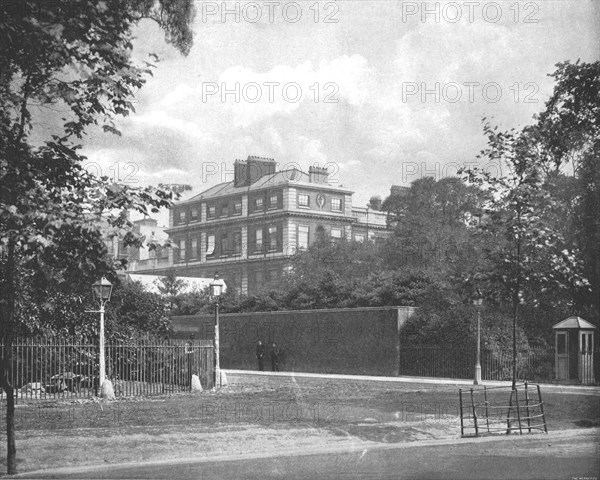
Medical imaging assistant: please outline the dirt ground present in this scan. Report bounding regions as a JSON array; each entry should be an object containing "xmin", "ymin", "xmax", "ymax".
[{"xmin": 1, "ymin": 374, "xmax": 598, "ymax": 474}]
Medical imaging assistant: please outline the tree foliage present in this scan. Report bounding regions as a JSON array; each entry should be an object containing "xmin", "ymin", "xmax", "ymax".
[
  {"xmin": 458, "ymin": 62, "xmax": 598, "ymax": 385},
  {"xmin": 535, "ymin": 60, "xmax": 600, "ymax": 317},
  {"xmin": 381, "ymin": 177, "xmax": 483, "ymax": 282},
  {"xmin": 0, "ymin": 0, "xmax": 195, "ymax": 473}
]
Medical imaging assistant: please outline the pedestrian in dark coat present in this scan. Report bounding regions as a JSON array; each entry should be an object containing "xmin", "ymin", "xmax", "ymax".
[
  {"xmin": 256, "ymin": 341, "xmax": 266, "ymax": 371},
  {"xmin": 270, "ymin": 343, "xmax": 280, "ymax": 372}
]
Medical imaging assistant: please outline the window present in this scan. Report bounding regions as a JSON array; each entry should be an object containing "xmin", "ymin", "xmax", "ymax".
[
  {"xmin": 331, "ymin": 227, "xmax": 342, "ymax": 239},
  {"xmin": 255, "ymin": 197, "xmax": 263, "ymax": 210},
  {"xmin": 179, "ymin": 239, "xmax": 186, "ymax": 261},
  {"xmin": 221, "ymin": 204, "xmax": 229, "ymax": 216},
  {"xmin": 298, "ymin": 225, "xmax": 309, "ymax": 249},
  {"xmin": 266, "ymin": 269, "xmax": 279, "ymax": 283},
  {"xmin": 220, "ymin": 233, "xmax": 228, "ymax": 255},
  {"xmin": 268, "ymin": 225, "xmax": 278, "ymax": 250},
  {"xmin": 557, "ymin": 332, "xmax": 566, "ymax": 354},
  {"xmin": 191, "ymin": 208, "xmax": 198, "ymax": 220},
  {"xmin": 234, "ymin": 200, "xmax": 242, "ymax": 215},
  {"xmin": 206, "ymin": 234, "xmax": 215, "ymax": 255},
  {"xmin": 354, "ymin": 234, "xmax": 365, "ymax": 243},
  {"xmin": 233, "ymin": 232, "xmax": 242, "ymax": 255},
  {"xmin": 316, "ymin": 225, "xmax": 326, "ymax": 243},
  {"xmin": 298, "ymin": 193, "xmax": 309, "ymax": 207},
  {"xmin": 255, "ymin": 229, "xmax": 263, "ymax": 252},
  {"xmin": 269, "ymin": 194, "xmax": 278, "ymax": 208},
  {"xmin": 191, "ymin": 238, "xmax": 198, "ymax": 258},
  {"xmin": 331, "ymin": 198, "xmax": 342, "ymax": 211},
  {"xmin": 208, "ymin": 205, "xmax": 216, "ymax": 218},
  {"xmin": 179, "ymin": 211, "xmax": 186, "ymax": 223},
  {"xmin": 234, "ymin": 272, "xmax": 242, "ymax": 296}
]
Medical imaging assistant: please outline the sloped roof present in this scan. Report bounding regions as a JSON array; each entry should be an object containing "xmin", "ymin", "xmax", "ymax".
[
  {"xmin": 552, "ymin": 316, "xmax": 596, "ymax": 330},
  {"xmin": 179, "ymin": 168, "xmax": 352, "ymax": 204}
]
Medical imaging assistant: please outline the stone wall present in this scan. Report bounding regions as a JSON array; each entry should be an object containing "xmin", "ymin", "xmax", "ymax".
[{"xmin": 172, "ymin": 306, "xmax": 415, "ymax": 376}]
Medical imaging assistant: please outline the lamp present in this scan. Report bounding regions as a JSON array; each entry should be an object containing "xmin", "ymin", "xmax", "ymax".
[
  {"xmin": 91, "ymin": 277, "xmax": 112, "ymax": 395},
  {"xmin": 92, "ymin": 277, "xmax": 113, "ymax": 305},
  {"xmin": 209, "ymin": 273, "xmax": 226, "ymax": 298},
  {"xmin": 473, "ymin": 289, "xmax": 483, "ymax": 385},
  {"xmin": 210, "ymin": 272, "xmax": 226, "ymax": 388}
]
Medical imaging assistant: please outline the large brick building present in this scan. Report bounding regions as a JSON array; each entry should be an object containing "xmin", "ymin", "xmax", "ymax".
[{"xmin": 130, "ymin": 156, "xmax": 389, "ymax": 294}]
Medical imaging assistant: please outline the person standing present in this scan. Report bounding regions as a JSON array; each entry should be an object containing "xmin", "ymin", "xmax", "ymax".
[
  {"xmin": 270, "ymin": 342, "xmax": 280, "ymax": 372},
  {"xmin": 256, "ymin": 341, "xmax": 266, "ymax": 371}
]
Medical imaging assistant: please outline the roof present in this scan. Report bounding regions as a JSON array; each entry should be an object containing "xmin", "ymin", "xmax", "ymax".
[
  {"xmin": 552, "ymin": 316, "xmax": 597, "ymax": 330},
  {"xmin": 126, "ymin": 274, "xmax": 215, "ymax": 294},
  {"xmin": 178, "ymin": 168, "xmax": 353, "ymax": 205}
]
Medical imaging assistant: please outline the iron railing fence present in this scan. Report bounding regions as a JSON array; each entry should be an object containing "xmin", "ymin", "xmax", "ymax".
[
  {"xmin": 399, "ymin": 346, "xmax": 564, "ymax": 382},
  {"xmin": 0, "ymin": 337, "xmax": 214, "ymax": 402}
]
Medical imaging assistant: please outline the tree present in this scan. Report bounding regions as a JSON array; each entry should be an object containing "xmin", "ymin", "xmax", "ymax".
[
  {"xmin": 381, "ymin": 177, "xmax": 483, "ymax": 283},
  {"xmin": 288, "ymin": 238, "xmax": 384, "ymax": 282},
  {"xmin": 368, "ymin": 195, "xmax": 382, "ymax": 210},
  {"xmin": 158, "ymin": 184, "xmax": 193, "ymax": 195},
  {"xmin": 0, "ymin": 0, "xmax": 195, "ymax": 473},
  {"xmin": 156, "ymin": 271, "xmax": 188, "ymax": 313},
  {"xmin": 461, "ymin": 121, "xmax": 589, "ymax": 388},
  {"xmin": 535, "ymin": 60, "xmax": 600, "ymax": 320}
]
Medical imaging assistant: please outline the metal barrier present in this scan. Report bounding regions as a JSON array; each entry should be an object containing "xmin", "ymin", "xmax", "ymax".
[
  {"xmin": 459, "ymin": 383, "xmax": 547, "ymax": 437},
  {"xmin": 399, "ymin": 346, "xmax": 556, "ymax": 382},
  {"xmin": 0, "ymin": 337, "xmax": 214, "ymax": 402}
]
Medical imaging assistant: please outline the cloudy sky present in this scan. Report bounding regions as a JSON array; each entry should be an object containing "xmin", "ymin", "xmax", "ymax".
[{"xmin": 80, "ymin": 0, "xmax": 599, "ymax": 223}]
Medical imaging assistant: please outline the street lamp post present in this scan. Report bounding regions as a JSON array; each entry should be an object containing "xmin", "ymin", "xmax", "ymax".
[
  {"xmin": 91, "ymin": 277, "xmax": 113, "ymax": 392},
  {"xmin": 473, "ymin": 290, "xmax": 483, "ymax": 385},
  {"xmin": 209, "ymin": 273, "xmax": 226, "ymax": 388}
]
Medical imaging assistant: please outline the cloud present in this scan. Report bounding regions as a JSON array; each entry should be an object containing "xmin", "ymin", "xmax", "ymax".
[
  {"xmin": 129, "ymin": 110, "xmax": 215, "ymax": 142},
  {"xmin": 154, "ymin": 55, "xmax": 373, "ymax": 128},
  {"xmin": 75, "ymin": 0, "xmax": 598, "ymax": 210}
]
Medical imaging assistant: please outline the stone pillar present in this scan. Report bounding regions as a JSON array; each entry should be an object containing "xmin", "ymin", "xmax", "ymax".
[
  {"xmin": 241, "ymin": 225, "xmax": 248, "ymax": 258},
  {"xmin": 284, "ymin": 220, "xmax": 296, "ymax": 256},
  {"xmin": 286, "ymin": 187, "xmax": 296, "ymax": 211},
  {"xmin": 200, "ymin": 232, "xmax": 207, "ymax": 262},
  {"xmin": 242, "ymin": 194, "xmax": 248, "ymax": 216},
  {"xmin": 241, "ymin": 266, "xmax": 248, "ymax": 295},
  {"xmin": 344, "ymin": 194, "xmax": 352, "ymax": 216}
]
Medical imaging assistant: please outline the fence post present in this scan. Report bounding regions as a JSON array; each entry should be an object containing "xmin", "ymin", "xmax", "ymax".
[
  {"xmin": 470, "ymin": 388, "xmax": 479, "ymax": 437},
  {"xmin": 524, "ymin": 382, "xmax": 531, "ymax": 433},
  {"xmin": 505, "ymin": 389, "xmax": 514, "ymax": 435},
  {"xmin": 483, "ymin": 386, "xmax": 490, "ymax": 433},
  {"xmin": 536, "ymin": 384, "xmax": 548, "ymax": 434},
  {"xmin": 459, "ymin": 388, "xmax": 464, "ymax": 437},
  {"xmin": 514, "ymin": 387, "xmax": 523, "ymax": 435}
]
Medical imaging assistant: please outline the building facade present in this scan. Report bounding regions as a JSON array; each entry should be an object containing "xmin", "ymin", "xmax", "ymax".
[
  {"xmin": 109, "ymin": 217, "xmax": 170, "ymax": 272},
  {"xmin": 131, "ymin": 156, "xmax": 389, "ymax": 294}
]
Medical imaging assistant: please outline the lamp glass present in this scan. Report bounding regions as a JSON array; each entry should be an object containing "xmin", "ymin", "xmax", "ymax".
[
  {"xmin": 92, "ymin": 277, "xmax": 113, "ymax": 303},
  {"xmin": 472, "ymin": 289, "xmax": 483, "ymax": 306},
  {"xmin": 210, "ymin": 283, "xmax": 222, "ymax": 297},
  {"xmin": 210, "ymin": 274, "xmax": 226, "ymax": 297}
]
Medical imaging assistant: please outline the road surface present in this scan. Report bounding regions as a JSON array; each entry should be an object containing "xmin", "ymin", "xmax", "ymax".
[{"xmin": 26, "ymin": 430, "xmax": 599, "ymax": 480}]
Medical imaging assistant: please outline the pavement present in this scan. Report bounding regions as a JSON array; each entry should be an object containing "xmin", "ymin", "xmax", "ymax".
[
  {"xmin": 224, "ymin": 369, "xmax": 600, "ymax": 395},
  {"xmin": 14, "ymin": 428, "xmax": 600, "ymax": 479}
]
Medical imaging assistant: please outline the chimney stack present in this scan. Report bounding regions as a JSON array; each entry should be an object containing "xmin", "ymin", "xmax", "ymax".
[
  {"xmin": 309, "ymin": 166, "xmax": 329, "ymax": 184},
  {"xmin": 234, "ymin": 156, "xmax": 276, "ymax": 187}
]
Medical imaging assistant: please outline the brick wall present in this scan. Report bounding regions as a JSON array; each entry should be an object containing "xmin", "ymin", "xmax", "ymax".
[{"xmin": 172, "ymin": 306, "xmax": 415, "ymax": 376}]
